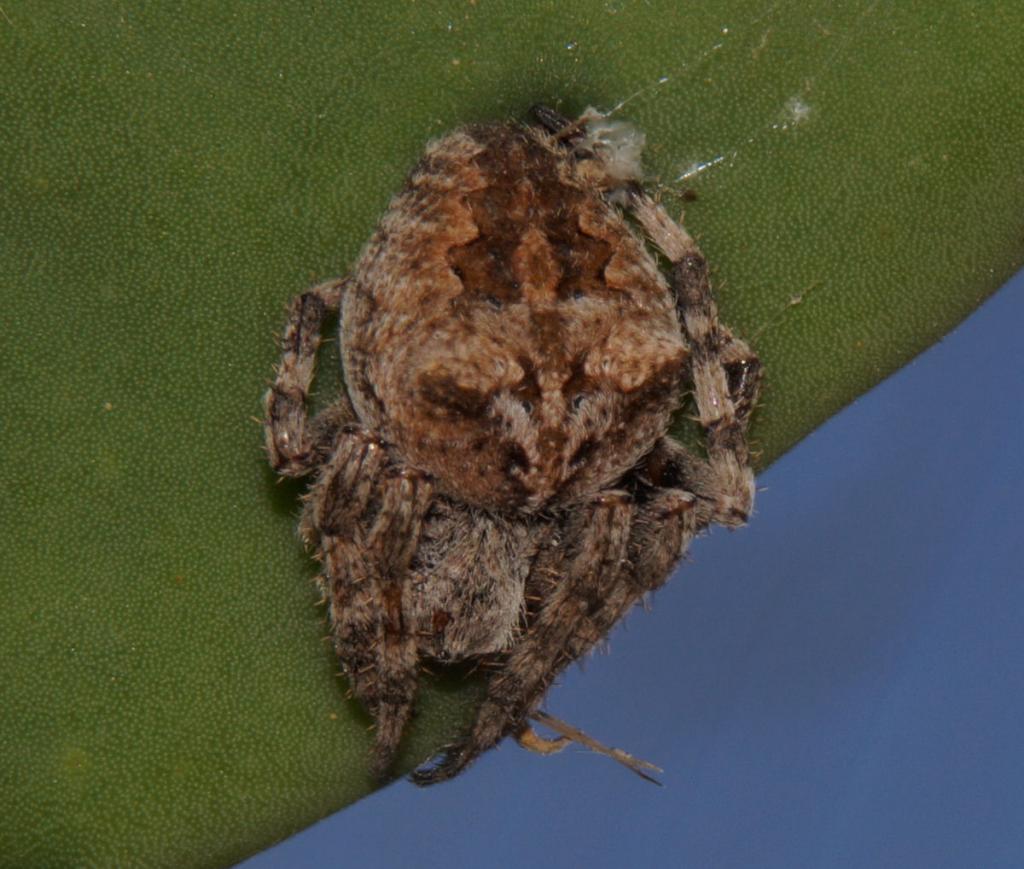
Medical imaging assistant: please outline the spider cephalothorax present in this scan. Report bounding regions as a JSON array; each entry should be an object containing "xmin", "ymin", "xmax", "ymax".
[{"xmin": 264, "ymin": 106, "xmax": 760, "ymax": 784}]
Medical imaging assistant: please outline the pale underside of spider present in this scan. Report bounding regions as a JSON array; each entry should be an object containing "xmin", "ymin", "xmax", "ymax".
[{"xmin": 264, "ymin": 105, "xmax": 760, "ymax": 785}]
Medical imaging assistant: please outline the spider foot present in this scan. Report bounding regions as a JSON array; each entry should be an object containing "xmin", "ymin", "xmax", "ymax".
[
  {"xmin": 410, "ymin": 698, "xmax": 523, "ymax": 785},
  {"xmin": 369, "ymin": 710, "xmax": 407, "ymax": 781},
  {"xmin": 409, "ymin": 742, "xmax": 476, "ymax": 787}
]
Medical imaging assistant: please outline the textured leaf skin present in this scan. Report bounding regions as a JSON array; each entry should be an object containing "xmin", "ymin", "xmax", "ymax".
[{"xmin": 1, "ymin": 2, "xmax": 1022, "ymax": 865}]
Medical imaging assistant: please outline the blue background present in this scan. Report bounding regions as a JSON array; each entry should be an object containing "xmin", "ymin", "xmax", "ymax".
[{"xmin": 245, "ymin": 270, "xmax": 1023, "ymax": 869}]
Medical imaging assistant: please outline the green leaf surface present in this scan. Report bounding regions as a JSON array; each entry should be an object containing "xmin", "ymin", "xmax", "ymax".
[{"xmin": 2, "ymin": 1, "xmax": 1022, "ymax": 865}]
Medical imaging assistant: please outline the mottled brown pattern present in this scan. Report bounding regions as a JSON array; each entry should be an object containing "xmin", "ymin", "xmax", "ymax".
[{"xmin": 263, "ymin": 107, "xmax": 761, "ymax": 784}]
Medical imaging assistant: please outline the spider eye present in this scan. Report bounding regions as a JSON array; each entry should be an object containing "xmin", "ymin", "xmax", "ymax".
[{"xmin": 571, "ymin": 393, "xmax": 587, "ymax": 411}]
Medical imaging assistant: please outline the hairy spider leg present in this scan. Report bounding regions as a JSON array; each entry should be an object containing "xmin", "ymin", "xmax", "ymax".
[
  {"xmin": 264, "ymin": 278, "xmax": 352, "ymax": 476},
  {"xmin": 626, "ymin": 191, "xmax": 762, "ymax": 525},
  {"xmin": 412, "ymin": 484, "xmax": 702, "ymax": 784},
  {"xmin": 314, "ymin": 456, "xmax": 434, "ymax": 777},
  {"xmin": 265, "ymin": 278, "xmax": 434, "ymax": 779}
]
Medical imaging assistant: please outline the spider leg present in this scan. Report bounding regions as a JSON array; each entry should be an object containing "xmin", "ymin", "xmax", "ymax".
[
  {"xmin": 626, "ymin": 192, "xmax": 762, "ymax": 525},
  {"xmin": 362, "ymin": 468, "xmax": 434, "ymax": 776},
  {"xmin": 309, "ymin": 434, "xmax": 434, "ymax": 779},
  {"xmin": 413, "ymin": 491, "xmax": 637, "ymax": 784},
  {"xmin": 412, "ymin": 486, "xmax": 699, "ymax": 785},
  {"xmin": 267, "ymin": 278, "xmax": 434, "ymax": 778},
  {"xmin": 415, "ymin": 480, "xmax": 709, "ymax": 786},
  {"xmin": 264, "ymin": 277, "xmax": 353, "ymax": 477},
  {"xmin": 531, "ymin": 104, "xmax": 573, "ymax": 135},
  {"xmin": 531, "ymin": 104, "xmax": 592, "ymax": 143}
]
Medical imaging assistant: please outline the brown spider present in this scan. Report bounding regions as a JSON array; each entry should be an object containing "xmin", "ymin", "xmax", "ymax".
[{"xmin": 263, "ymin": 105, "xmax": 761, "ymax": 785}]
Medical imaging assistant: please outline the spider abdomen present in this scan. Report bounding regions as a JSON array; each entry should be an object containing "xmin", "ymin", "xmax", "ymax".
[{"xmin": 341, "ymin": 122, "xmax": 687, "ymax": 512}]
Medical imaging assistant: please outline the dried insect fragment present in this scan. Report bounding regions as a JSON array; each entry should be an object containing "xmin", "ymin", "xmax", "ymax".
[{"xmin": 263, "ymin": 105, "xmax": 760, "ymax": 784}]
